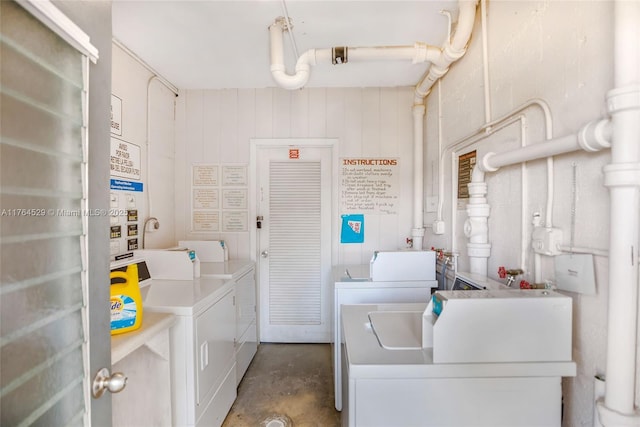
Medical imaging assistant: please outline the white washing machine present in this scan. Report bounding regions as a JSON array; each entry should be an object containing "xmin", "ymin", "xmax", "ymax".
[
  {"xmin": 333, "ymin": 251, "xmax": 438, "ymax": 410},
  {"xmin": 341, "ymin": 288, "xmax": 576, "ymax": 426}
]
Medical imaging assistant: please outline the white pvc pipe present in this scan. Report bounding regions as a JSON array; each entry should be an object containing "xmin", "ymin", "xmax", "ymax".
[
  {"xmin": 520, "ymin": 117, "xmax": 527, "ymax": 272},
  {"xmin": 482, "ymin": 134, "xmax": 579, "ymax": 171},
  {"xmin": 269, "ymin": 21, "xmax": 312, "ymax": 90},
  {"xmin": 480, "ymin": 0, "xmax": 491, "ymax": 124},
  {"xmin": 269, "ymin": 20, "xmax": 432, "ymax": 90},
  {"xmin": 481, "ymin": 122, "xmax": 611, "ymax": 172},
  {"xmin": 598, "ymin": 3, "xmax": 640, "ymax": 418},
  {"xmin": 414, "ymin": 0, "xmax": 478, "ymax": 103},
  {"xmin": 268, "ymin": 1, "xmax": 479, "ymax": 253},
  {"xmin": 437, "ymin": 99, "xmax": 553, "ymax": 223},
  {"xmin": 412, "ymin": 105, "xmax": 426, "ymax": 250}
]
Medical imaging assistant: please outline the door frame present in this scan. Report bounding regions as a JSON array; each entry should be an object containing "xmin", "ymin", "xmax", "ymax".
[{"xmin": 249, "ymin": 138, "xmax": 338, "ymax": 341}]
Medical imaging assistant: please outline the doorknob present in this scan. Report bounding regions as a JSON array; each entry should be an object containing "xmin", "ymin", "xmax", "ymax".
[
  {"xmin": 261, "ymin": 250, "xmax": 269, "ymax": 258},
  {"xmin": 92, "ymin": 367, "xmax": 127, "ymax": 398}
]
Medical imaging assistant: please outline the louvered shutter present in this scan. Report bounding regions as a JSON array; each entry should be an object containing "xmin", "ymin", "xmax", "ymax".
[{"xmin": 268, "ymin": 161, "xmax": 322, "ymax": 325}]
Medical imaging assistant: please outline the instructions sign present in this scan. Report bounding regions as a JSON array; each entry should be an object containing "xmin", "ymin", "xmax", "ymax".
[
  {"xmin": 340, "ymin": 158, "xmax": 399, "ymax": 215},
  {"xmin": 457, "ymin": 150, "xmax": 476, "ymax": 200},
  {"xmin": 110, "ymin": 138, "xmax": 141, "ymax": 180}
]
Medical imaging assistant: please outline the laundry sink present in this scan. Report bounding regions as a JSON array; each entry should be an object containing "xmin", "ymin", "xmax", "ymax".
[
  {"xmin": 340, "ymin": 267, "xmax": 371, "ymax": 282},
  {"xmin": 368, "ymin": 310, "xmax": 424, "ymax": 350}
]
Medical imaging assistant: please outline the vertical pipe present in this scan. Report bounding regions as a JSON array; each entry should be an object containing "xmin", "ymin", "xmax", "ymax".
[
  {"xmin": 480, "ymin": 0, "xmax": 491, "ymax": 124},
  {"xmin": 412, "ymin": 104, "xmax": 426, "ymax": 250},
  {"xmin": 519, "ymin": 117, "xmax": 527, "ymax": 272},
  {"xmin": 601, "ymin": 0, "xmax": 640, "ymax": 419}
]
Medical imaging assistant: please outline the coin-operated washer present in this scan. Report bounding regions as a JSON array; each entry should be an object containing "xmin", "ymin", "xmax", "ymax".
[{"xmin": 341, "ymin": 289, "xmax": 576, "ymax": 427}]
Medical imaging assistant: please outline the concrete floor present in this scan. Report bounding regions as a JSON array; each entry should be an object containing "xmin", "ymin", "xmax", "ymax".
[{"xmin": 222, "ymin": 343, "xmax": 341, "ymax": 427}]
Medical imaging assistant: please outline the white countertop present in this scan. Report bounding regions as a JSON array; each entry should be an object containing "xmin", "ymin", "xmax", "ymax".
[
  {"xmin": 144, "ymin": 276, "xmax": 233, "ymax": 316},
  {"xmin": 111, "ymin": 311, "xmax": 176, "ymax": 364},
  {"xmin": 341, "ymin": 303, "xmax": 576, "ymax": 379},
  {"xmin": 200, "ymin": 260, "xmax": 254, "ymax": 280}
]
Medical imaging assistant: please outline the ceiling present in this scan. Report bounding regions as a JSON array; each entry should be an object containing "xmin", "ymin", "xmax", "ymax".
[{"xmin": 112, "ymin": 1, "xmax": 459, "ymax": 90}]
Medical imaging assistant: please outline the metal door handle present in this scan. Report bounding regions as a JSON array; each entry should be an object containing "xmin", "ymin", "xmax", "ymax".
[
  {"xmin": 92, "ymin": 367, "xmax": 127, "ymax": 398},
  {"xmin": 261, "ymin": 250, "xmax": 269, "ymax": 258}
]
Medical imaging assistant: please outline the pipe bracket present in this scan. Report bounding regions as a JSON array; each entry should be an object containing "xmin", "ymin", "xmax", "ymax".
[
  {"xmin": 606, "ymin": 84, "xmax": 640, "ymax": 114},
  {"xmin": 332, "ymin": 46, "xmax": 348, "ymax": 65},
  {"xmin": 603, "ymin": 163, "xmax": 640, "ymax": 188},
  {"xmin": 467, "ymin": 242, "xmax": 491, "ymax": 257}
]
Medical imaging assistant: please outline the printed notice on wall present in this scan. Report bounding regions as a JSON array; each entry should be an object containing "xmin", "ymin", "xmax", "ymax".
[
  {"xmin": 193, "ymin": 164, "xmax": 219, "ymax": 186},
  {"xmin": 191, "ymin": 163, "xmax": 249, "ymax": 233},
  {"xmin": 193, "ymin": 188, "xmax": 219, "ymax": 209},
  {"xmin": 457, "ymin": 150, "xmax": 476, "ymax": 210},
  {"xmin": 340, "ymin": 158, "xmax": 400, "ymax": 215},
  {"xmin": 222, "ymin": 189, "xmax": 247, "ymax": 209},
  {"xmin": 222, "ymin": 211, "xmax": 248, "ymax": 232},
  {"xmin": 193, "ymin": 211, "xmax": 220, "ymax": 232},
  {"xmin": 110, "ymin": 138, "xmax": 141, "ymax": 180},
  {"xmin": 222, "ymin": 165, "xmax": 248, "ymax": 186}
]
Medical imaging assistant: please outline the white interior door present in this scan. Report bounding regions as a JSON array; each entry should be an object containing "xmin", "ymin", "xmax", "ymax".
[{"xmin": 256, "ymin": 143, "xmax": 333, "ymax": 343}]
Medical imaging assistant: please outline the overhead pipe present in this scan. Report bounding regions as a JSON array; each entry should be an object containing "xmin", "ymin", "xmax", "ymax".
[
  {"xmin": 268, "ymin": 17, "xmax": 432, "ymax": 90},
  {"xmin": 268, "ymin": 1, "xmax": 479, "ymax": 251}
]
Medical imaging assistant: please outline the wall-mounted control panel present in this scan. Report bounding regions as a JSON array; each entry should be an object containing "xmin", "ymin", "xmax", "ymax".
[{"xmin": 109, "ymin": 191, "xmax": 143, "ymax": 260}]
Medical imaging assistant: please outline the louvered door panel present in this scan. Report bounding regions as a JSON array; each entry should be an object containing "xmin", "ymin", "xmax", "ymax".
[
  {"xmin": 268, "ymin": 161, "xmax": 321, "ymax": 325},
  {"xmin": 0, "ymin": 2, "xmax": 89, "ymax": 426}
]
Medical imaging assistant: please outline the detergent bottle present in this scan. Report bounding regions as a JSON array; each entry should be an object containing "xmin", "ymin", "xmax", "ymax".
[{"xmin": 110, "ymin": 263, "xmax": 143, "ymax": 335}]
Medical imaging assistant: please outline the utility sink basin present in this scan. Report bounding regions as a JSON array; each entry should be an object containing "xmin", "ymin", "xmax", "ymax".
[{"xmin": 368, "ymin": 310, "xmax": 424, "ymax": 350}]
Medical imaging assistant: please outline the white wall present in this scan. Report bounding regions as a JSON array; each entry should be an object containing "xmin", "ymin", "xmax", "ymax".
[
  {"xmin": 175, "ymin": 87, "xmax": 415, "ymax": 262},
  {"xmin": 424, "ymin": 1, "xmax": 637, "ymax": 425},
  {"xmin": 111, "ymin": 43, "xmax": 176, "ymax": 250}
]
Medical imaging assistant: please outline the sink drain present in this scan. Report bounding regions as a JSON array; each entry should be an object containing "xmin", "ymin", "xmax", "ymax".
[{"xmin": 261, "ymin": 414, "xmax": 293, "ymax": 427}]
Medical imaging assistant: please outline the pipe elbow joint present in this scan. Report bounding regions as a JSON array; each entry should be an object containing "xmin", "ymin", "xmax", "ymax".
[
  {"xmin": 271, "ymin": 69, "xmax": 309, "ymax": 90},
  {"xmin": 480, "ymin": 152, "xmax": 498, "ymax": 173},
  {"xmin": 442, "ymin": 42, "xmax": 467, "ymax": 63},
  {"xmin": 578, "ymin": 119, "xmax": 611, "ymax": 152}
]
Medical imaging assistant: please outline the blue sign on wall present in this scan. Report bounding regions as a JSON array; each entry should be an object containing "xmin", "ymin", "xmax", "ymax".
[
  {"xmin": 341, "ymin": 214, "xmax": 364, "ymax": 244},
  {"xmin": 110, "ymin": 179, "xmax": 143, "ymax": 192}
]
